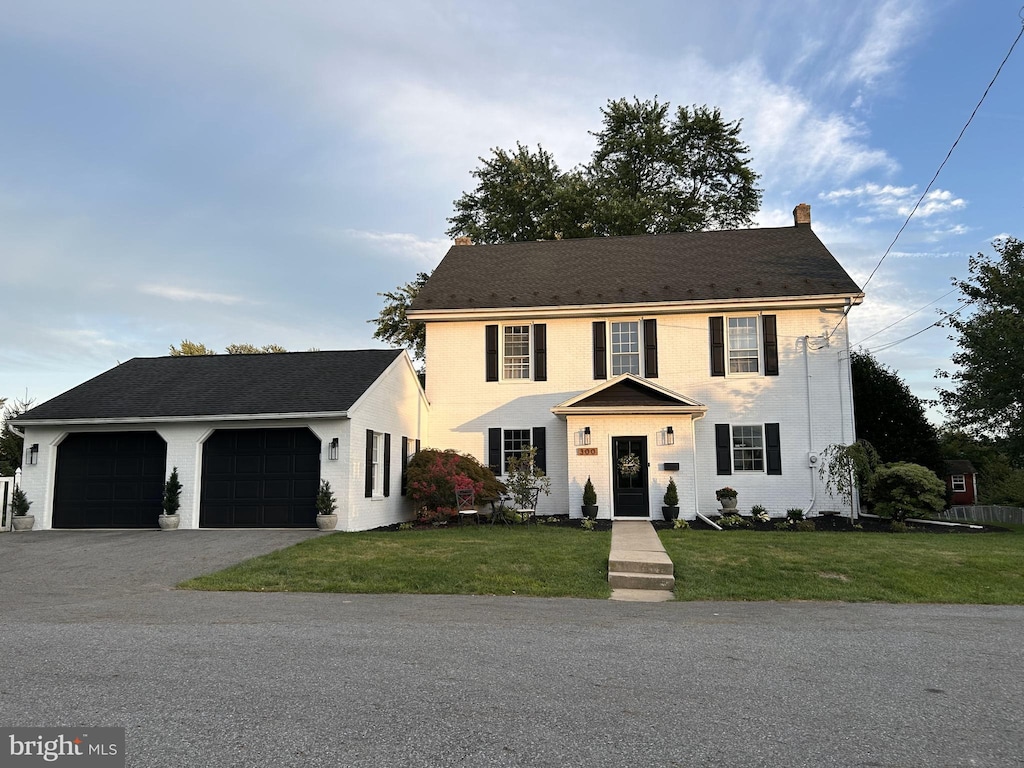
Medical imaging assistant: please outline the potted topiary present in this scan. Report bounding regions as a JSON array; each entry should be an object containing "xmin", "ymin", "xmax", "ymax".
[
  {"xmin": 11, "ymin": 487, "xmax": 34, "ymax": 531},
  {"xmin": 581, "ymin": 476, "xmax": 598, "ymax": 519},
  {"xmin": 315, "ymin": 479, "xmax": 338, "ymax": 531},
  {"xmin": 715, "ymin": 486, "xmax": 738, "ymax": 511},
  {"xmin": 159, "ymin": 467, "xmax": 182, "ymax": 530},
  {"xmin": 662, "ymin": 478, "xmax": 679, "ymax": 521}
]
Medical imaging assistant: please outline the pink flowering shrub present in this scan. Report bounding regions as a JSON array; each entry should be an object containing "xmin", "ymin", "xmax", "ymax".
[{"xmin": 407, "ymin": 449, "xmax": 502, "ymax": 522}]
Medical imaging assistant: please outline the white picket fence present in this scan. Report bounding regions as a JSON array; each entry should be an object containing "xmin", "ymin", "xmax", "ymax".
[
  {"xmin": 939, "ymin": 505, "xmax": 1024, "ymax": 525},
  {"xmin": 0, "ymin": 468, "xmax": 22, "ymax": 532}
]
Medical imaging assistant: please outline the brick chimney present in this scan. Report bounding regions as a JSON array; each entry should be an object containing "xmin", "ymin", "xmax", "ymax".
[
  {"xmin": 793, "ymin": 203, "xmax": 811, "ymax": 227},
  {"xmin": 454, "ymin": 236, "xmax": 473, "ymax": 246}
]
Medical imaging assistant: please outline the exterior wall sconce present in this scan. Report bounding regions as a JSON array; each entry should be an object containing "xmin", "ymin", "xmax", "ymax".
[
  {"xmin": 328, "ymin": 437, "xmax": 339, "ymax": 461},
  {"xmin": 27, "ymin": 443, "xmax": 39, "ymax": 465},
  {"xmin": 583, "ymin": 426, "xmax": 591, "ymax": 446},
  {"xmin": 666, "ymin": 426, "xmax": 674, "ymax": 446}
]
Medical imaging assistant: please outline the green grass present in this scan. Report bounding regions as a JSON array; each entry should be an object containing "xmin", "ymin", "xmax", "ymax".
[
  {"xmin": 660, "ymin": 529, "xmax": 1024, "ymax": 603},
  {"xmin": 180, "ymin": 526, "xmax": 612, "ymax": 599}
]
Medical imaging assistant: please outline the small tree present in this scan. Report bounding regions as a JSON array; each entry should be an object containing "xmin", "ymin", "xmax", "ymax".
[
  {"xmin": 663, "ymin": 478, "xmax": 679, "ymax": 507},
  {"xmin": 407, "ymin": 449, "xmax": 500, "ymax": 521},
  {"xmin": 11, "ymin": 487, "xmax": 31, "ymax": 517},
  {"xmin": 818, "ymin": 440, "xmax": 880, "ymax": 511},
  {"xmin": 582, "ymin": 476, "xmax": 597, "ymax": 507},
  {"xmin": 162, "ymin": 467, "xmax": 182, "ymax": 516},
  {"xmin": 315, "ymin": 479, "xmax": 337, "ymax": 515},
  {"xmin": 867, "ymin": 463, "xmax": 946, "ymax": 522},
  {"xmin": 504, "ymin": 446, "xmax": 551, "ymax": 509}
]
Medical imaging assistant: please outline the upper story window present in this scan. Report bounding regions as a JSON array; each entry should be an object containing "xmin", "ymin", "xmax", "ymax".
[
  {"xmin": 727, "ymin": 317, "xmax": 759, "ymax": 374},
  {"xmin": 611, "ymin": 321, "xmax": 640, "ymax": 375},
  {"xmin": 503, "ymin": 325, "xmax": 531, "ymax": 379}
]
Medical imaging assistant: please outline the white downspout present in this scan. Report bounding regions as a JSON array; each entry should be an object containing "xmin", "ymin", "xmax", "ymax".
[
  {"xmin": 690, "ymin": 412, "xmax": 706, "ymax": 521},
  {"xmin": 804, "ymin": 336, "xmax": 817, "ymax": 516},
  {"xmin": 843, "ymin": 305, "xmax": 859, "ymax": 520}
]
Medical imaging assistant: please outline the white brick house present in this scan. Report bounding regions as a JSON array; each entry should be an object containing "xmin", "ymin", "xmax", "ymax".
[{"xmin": 408, "ymin": 204, "xmax": 863, "ymax": 520}]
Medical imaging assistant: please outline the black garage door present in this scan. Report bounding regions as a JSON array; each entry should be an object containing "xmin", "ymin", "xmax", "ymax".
[
  {"xmin": 53, "ymin": 431, "xmax": 167, "ymax": 528},
  {"xmin": 200, "ymin": 428, "xmax": 321, "ymax": 527}
]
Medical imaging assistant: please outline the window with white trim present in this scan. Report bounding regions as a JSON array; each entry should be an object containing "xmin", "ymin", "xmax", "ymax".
[
  {"xmin": 727, "ymin": 316, "xmax": 760, "ymax": 374},
  {"xmin": 732, "ymin": 425, "xmax": 764, "ymax": 471},
  {"xmin": 503, "ymin": 325, "xmax": 531, "ymax": 379},
  {"xmin": 951, "ymin": 474, "xmax": 966, "ymax": 492},
  {"xmin": 502, "ymin": 429, "xmax": 531, "ymax": 474},
  {"xmin": 610, "ymin": 321, "xmax": 640, "ymax": 375},
  {"xmin": 371, "ymin": 431, "xmax": 384, "ymax": 494}
]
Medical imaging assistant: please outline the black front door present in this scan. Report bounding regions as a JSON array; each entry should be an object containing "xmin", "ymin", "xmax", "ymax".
[{"xmin": 612, "ymin": 436, "xmax": 649, "ymax": 518}]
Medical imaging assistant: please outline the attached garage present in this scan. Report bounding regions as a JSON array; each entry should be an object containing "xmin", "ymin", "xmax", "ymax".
[
  {"xmin": 53, "ymin": 431, "xmax": 166, "ymax": 528},
  {"xmin": 200, "ymin": 427, "xmax": 320, "ymax": 528}
]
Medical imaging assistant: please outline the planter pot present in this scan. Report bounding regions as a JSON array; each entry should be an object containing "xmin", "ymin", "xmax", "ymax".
[
  {"xmin": 719, "ymin": 497, "xmax": 738, "ymax": 511},
  {"xmin": 12, "ymin": 515, "xmax": 34, "ymax": 531},
  {"xmin": 581, "ymin": 505, "xmax": 599, "ymax": 520},
  {"xmin": 158, "ymin": 514, "xmax": 180, "ymax": 530},
  {"xmin": 316, "ymin": 513, "xmax": 338, "ymax": 531},
  {"xmin": 662, "ymin": 506, "xmax": 679, "ymax": 521}
]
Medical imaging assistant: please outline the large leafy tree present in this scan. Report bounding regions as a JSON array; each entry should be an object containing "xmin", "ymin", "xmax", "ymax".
[
  {"xmin": 939, "ymin": 237, "xmax": 1024, "ymax": 463},
  {"xmin": 370, "ymin": 272, "xmax": 430, "ymax": 367},
  {"xmin": 169, "ymin": 340, "xmax": 288, "ymax": 355},
  {"xmin": 852, "ymin": 350, "xmax": 942, "ymax": 472},
  {"xmin": 0, "ymin": 398, "xmax": 33, "ymax": 476},
  {"xmin": 446, "ymin": 96, "xmax": 761, "ymax": 242}
]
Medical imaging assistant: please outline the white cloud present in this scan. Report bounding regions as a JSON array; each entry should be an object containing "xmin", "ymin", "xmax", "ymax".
[
  {"xmin": 821, "ymin": 183, "xmax": 966, "ymax": 219},
  {"xmin": 844, "ymin": 0, "xmax": 924, "ymax": 88},
  {"xmin": 324, "ymin": 230, "xmax": 451, "ymax": 266},
  {"xmin": 139, "ymin": 285, "xmax": 248, "ymax": 305}
]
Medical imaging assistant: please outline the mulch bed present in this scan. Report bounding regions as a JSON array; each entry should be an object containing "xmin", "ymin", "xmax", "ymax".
[{"xmin": 653, "ymin": 513, "xmax": 1007, "ymax": 534}]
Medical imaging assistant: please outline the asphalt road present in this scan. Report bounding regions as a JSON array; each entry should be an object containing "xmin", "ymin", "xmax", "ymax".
[{"xmin": 1, "ymin": 531, "xmax": 1022, "ymax": 767}]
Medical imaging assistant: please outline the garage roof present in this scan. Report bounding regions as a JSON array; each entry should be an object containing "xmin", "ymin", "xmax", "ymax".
[{"xmin": 16, "ymin": 349, "xmax": 407, "ymax": 422}]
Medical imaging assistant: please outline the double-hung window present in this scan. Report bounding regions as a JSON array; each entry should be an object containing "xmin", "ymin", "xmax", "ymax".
[
  {"xmin": 371, "ymin": 432, "xmax": 383, "ymax": 493},
  {"xmin": 610, "ymin": 321, "xmax": 640, "ymax": 375},
  {"xmin": 951, "ymin": 474, "xmax": 966, "ymax": 493},
  {"xmin": 365, "ymin": 430, "xmax": 391, "ymax": 498},
  {"xmin": 502, "ymin": 429, "xmax": 532, "ymax": 474},
  {"xmin": 503, "ymin": 325, "xmax": 531, "ymax": 379},
  {"xmin": 727, "ymin": 317, "xmax": 759, "ymax": 374},
  {"xmin": 732, "ymin": 425, "xmax": 764, "ymax": 471}
]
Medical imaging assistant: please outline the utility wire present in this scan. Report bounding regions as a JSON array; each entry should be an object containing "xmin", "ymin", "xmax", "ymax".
[
  {"xmin": 852, "ymin": 287, "xmax": 957, "ymax": 346},
  {"xmin": 864, "ymin": 300, "xmax": 972, "ymax": 354},
  {"xmin": 830, "ymin": 12, "xmax": 1024, "ymax": 340}
]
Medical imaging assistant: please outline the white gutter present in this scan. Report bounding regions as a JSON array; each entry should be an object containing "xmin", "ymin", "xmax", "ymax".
[
  {"xmin": 15, "ymin": 411, "xmax": 351, "ymax": 427},
  {"xmin": 843, "ymin": 303, "xmax": 859, "ymax": 521},
  {"xmin": 859, "ymin": 513, "xmax": 983, "ymax": 530},
  {"xmin": 410, "ymin": 293, "xmax": 865, "ymax": 322},
  {"xmin": 696, "ymin": 512, "xmax": 723, "ymax": 530},
  {"xmin": 690, "ymin": 412, "xmax": 706, "ymax": 523}
]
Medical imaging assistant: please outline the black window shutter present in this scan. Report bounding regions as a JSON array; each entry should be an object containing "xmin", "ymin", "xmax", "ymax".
[
  {"xmin": 485, "ymin": 324, "xmax": 499, "ymax": 381},
  {"xmin": 488, "ymin": 428, "xmax": 502, "ymax": 474},
  {"xmin": 383, "ymin": 433, "xmax": 391, "ymax": 497},
  {"xmin": 710, "ymin": 317, "xmax": 726, "ymax": 377},
  {"xmin": 534, "ymin": 324, "xmax": 547, "ymax": 381},
  {"xmin": 593, "ymin": 321, "xmax": 607, "ymax": 379},
  {"xmin": 415, "ymin": 438, "xmax": 420, "ymax": 453},
  {"xmin": 365, "ymin": 429, "xmax": 374, "ymax": 497},
  {"xmin": 401, "ymin": 435, "xmax": 409, "ymax": 495},
  {"xmin": 715, "ymin": 424, "xmax": 732, "ymax": 475},
  {"xmin": 766, "ymin": 423, "xmax": 782, "ymax": 475},
  {"xmin": 643, "ymin": 318, "xmax": 658, "ymax": 378},
  {"xmin": 763, "ymin": 315, "xmax": 779, "ymax": 376},
  {"xmin": 532, "ymin": 427, "xmax": 546, "ymax": 473}
]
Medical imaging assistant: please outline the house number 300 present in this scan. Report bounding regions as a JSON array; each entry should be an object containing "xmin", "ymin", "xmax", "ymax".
[{"xmin": 577, "ymin": 448, "xmax": 598, "ymax": 456}]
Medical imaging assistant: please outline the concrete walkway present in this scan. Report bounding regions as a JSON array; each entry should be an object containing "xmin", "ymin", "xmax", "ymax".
[{"xmin": 608, "ymin": 520, "xmax": 675, "ymax": 602}]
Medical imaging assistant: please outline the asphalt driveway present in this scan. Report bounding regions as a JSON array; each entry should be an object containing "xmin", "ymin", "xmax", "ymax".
[{"xmin": 1, "ymin": 530, "xmax": 1023, "ymax": 767}]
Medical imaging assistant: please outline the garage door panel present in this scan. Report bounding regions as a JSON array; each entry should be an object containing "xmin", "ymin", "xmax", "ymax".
[
  {"xmin": 54, "ymin": 431, "xmax": 166, "ymax": 528},
  {"xmin": 200, "ymin": 428, "xmax": 320, "ymax": 527}
]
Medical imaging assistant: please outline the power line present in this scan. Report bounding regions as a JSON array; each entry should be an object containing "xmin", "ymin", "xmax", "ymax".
[
  {"xmin": 864, "ymin": 300, "xmax": 972, "ymax": 354},
  {"xmin": 830, "ymin": 12, "xmax": 1024, "ymax": 340},
  {"xmin": 851, "ymin": 287, "xmax": 957, "ymax": 346}
]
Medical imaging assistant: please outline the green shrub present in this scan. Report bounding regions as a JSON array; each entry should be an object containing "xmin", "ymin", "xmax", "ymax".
[
  {"xmin": 663, "ymin": 478, "xmax": 679, "ymax": 507},
  {"xmin": 315, "ymin": 479, "xmax": 337, "ymax": 515},
  {"xmin": 11, "ymin": 487, "xmax": 31, "ymax": 517},
  {"xmin": 407, "ymin": 449, "xmax": 502, "ymax": 519},
  {"xmin": 162, "ymin": 468, "xmax": 182, "ymax": 515},
  {"xmin": 867, "ymin": 462, "xmax": 946, "ymax": 521},
  {"xmin": 718, "ymin": 513, "xmax": 751, "ymax": 529},
  {"xmin": 786, "ymin": 508, "xmax": 804, "ymax": 521},
  {"xmin": 582, "ymin": 476, "xmax": 597, "ymax": 506},
  {"xmin": 672, "ymin": 518, "xmax": 689, "ymax": 530}
]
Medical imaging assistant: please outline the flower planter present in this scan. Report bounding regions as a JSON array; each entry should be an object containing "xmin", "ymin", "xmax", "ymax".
[
  {"xmin": 719, "ymin": 498, "xmax": 738, "ymax": 511},
  {"xmin": 12, "ymin": 515, "xmax": 34, "ymax": 531},
  {"xmin": 662, "ymin": 506, "xmax": 679, "ymax": 521},
  {"xmin": 581, "ymin": 505, "xmax": 599, "ymax": 520},
  {"xmin": 158, "ymin": 514, "xmax": 180, "ymax": 530},
  {"xmin": 316, "ymin": 513, "xmax": 338, "ymax": 531}
]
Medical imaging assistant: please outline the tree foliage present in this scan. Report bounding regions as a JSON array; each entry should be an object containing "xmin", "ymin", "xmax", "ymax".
[
  {"xmin": 940, "ymin": 430, "xmax": 1024, "ymax": 506},
  {"xmin": 406, "ymin": 449, "xmax": 502, "ymax": 523},
  {"xmin": 939, "ymin": 237, "xmax": 1024, "ymax": 463},
  {"xmin": 446, "ymin": 96, "xmax": 761, "ymax": 242},
  {"xmin": 162, "ymin": 467, "xmax": 182, "ymax": 516},
  {"xmin": 819, "ymin": 439, "xmax": 880, "ymax": 511},
  {"xmin": 852, "ymin": 350, "xmax": 942, "ymax": 471},
  {"xmin": 867, "ymin": 462, "xmax": 946, "ymax": 521},
  {"xmin": 370, "ymin": 272, "xmax": 430, "ymax": 366},
  {"xmin": 169, "ymin": 340, "xmax": 288, "ymax": 356},
  {"xmin": 0, "ymin": 398, "xmax": 33, "ymax": 476}
]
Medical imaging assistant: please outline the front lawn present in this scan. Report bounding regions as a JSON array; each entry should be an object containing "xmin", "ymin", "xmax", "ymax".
[
  {"xmin": 180, "ymin": 525, "xmax": 613, "ymax": 598},
  {"xmin": 660, "ymin": 529, "xmax": 1024, "ymax": 603}
]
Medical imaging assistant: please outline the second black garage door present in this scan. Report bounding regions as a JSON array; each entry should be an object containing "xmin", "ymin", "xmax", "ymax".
[{"xmin": 200, "ymin": 428, "xmax": 321, "ymax": 527}]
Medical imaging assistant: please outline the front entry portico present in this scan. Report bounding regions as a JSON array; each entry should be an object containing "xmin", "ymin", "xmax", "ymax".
[{"xmin": 553, "ymin": 374, "xmax": 708, "ymax": 521}]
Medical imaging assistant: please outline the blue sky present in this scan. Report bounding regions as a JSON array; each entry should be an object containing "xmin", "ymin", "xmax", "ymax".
[{"xmin": 2, "ymin": 0, "xmax": 1022, "ymax": 423}]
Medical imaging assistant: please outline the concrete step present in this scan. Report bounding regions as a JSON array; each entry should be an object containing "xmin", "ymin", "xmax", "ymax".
[
  {"xmin": 608, "ymin": 555, "xmax": 674, "ymax": 575},
  {"xmin": 608, "ymin": 571, "xmax": 675, "ymax": 591}
]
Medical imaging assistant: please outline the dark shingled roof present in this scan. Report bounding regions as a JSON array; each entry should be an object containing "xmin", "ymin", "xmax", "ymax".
[
  {"xmin": 411, "ymin": 225, "xmax": 862, "ymax": 312},
  {"xmin": 16, "ymin": 349, "xmax": 405, "ymax": 422},
  {"xmin": 944, "ymin": 459, "xmax": 978, "ymax": 475}
]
